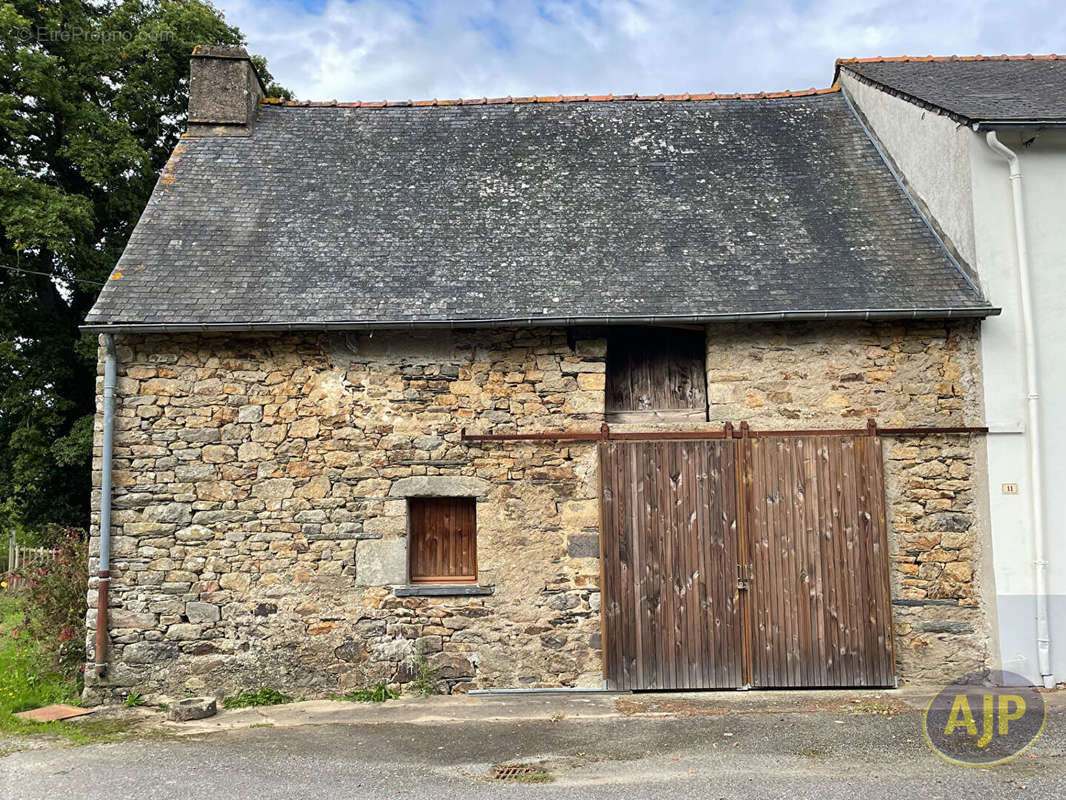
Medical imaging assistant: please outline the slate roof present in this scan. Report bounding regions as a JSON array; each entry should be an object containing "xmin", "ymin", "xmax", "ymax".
[
  {"xmin": 837, "ymin": 55, "xmax": 1066, "ymax": 127},
  {"xmin": 85, "ymin": 90, "xmax": 994, "ymax": 330}
]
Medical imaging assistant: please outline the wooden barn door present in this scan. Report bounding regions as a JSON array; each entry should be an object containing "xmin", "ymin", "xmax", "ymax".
[
  {"xmin": 740, "ymin": 435, "xmax": 895, "ymax": 688},
  {"xmin": 599, "ymin": 440, "xmax": 745, "ymax": 690},
  {"xmin": 599, "ymin": 435, "xmax": 894, "ymax": 690}
]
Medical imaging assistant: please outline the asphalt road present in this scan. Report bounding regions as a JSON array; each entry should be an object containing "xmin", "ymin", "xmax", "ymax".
[{"xmin": 3, "ymin": 708, "xmax": 1065, "ymax": 799}]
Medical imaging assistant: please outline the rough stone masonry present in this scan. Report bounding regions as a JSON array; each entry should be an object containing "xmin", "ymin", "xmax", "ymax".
[{"xmin": 84, "ymin": 321, "xmax": 993, "ymax": 703}]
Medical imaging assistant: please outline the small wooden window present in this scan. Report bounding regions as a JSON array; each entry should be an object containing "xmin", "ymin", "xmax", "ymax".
[
  {"xmin": 408, "ymin": 497, "xmax": 477, "ymax": 583},
  {"xmin": 605, "ymin": 327, "xmax": 708, "ymax": 422}
]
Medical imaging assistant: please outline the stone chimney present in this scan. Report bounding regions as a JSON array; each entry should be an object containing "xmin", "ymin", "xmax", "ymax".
[{"xmin": 187, "ymin": 46, "xmax": 266, "ymax": 136}]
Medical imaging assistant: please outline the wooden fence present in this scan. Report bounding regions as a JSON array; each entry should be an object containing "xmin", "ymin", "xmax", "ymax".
[{"xmin": 3, "ymin": 531, "xmax": 58, "ymax": 589}]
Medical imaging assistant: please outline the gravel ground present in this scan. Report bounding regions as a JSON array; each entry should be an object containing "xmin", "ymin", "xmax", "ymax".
[{"xmin": 2, "ymin": 705, "xmax": 1064, "ymax": 799}]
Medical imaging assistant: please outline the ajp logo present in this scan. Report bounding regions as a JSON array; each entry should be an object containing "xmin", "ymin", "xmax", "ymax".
[{"xmin": 924, "ymin": 670, "xmax": 1046, "ymax": 766}]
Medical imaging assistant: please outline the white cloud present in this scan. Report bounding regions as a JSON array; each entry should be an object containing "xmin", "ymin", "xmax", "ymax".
[{"xmin": 217, "ymin": 0, "xmax": 1066, "ymax": 101}]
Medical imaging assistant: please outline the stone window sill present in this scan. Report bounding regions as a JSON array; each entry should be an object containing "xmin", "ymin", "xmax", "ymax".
[{"xmin": 392, "ymin": 584, "xmax": 495, "ymax": 597}]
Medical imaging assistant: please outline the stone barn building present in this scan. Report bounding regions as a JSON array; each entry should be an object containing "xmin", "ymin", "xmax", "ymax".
[{"xmin": 82, "ymin": 47, "xmax": 1014, "ymax": 703}]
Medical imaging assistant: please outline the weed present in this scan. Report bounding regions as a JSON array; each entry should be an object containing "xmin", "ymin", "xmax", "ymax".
[
  {"xmin": 124, "ymin": 691, "xmax": 146, "ymax": 708},
  {"xmin": 249, "ymin": 723, "xmax": 274, "ymax": 729},
  {"xmin": 221, "ymin": 688, "xmax": 292, "ymax": 709},
  {"xmin": 157, "ymin": 703, "xmax": 169, "ymax": 713},
  {"xmin": 343, "ymin": 683, "xmax": 398, "ymax": 703},
  {"xmin": 550, "ymin": 712, "xmax": 565, "ymax": 722},
  {"xmin": 406, "ymin": 656, "xmax": 440, "ymax": 697}
]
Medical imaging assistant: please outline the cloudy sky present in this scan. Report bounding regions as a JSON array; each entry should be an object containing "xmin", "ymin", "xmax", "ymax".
[{"xmin": 216, "ymin": 0, "xmax": 1065, "ymax": 101}]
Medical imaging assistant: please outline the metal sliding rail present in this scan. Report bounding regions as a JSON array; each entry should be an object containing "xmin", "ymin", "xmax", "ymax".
[{"xmin": 460, "ymin": 419, "xmax": 988, "ymax": 443}]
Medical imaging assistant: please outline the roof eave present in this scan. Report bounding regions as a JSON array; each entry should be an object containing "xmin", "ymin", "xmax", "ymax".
[{"xmin": 81, "ymin": 306, "xmax": 1001, "ymax": 335}]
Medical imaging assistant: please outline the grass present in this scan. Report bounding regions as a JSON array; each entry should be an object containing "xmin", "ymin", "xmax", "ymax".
[
  {"xmin": 0, "ymin": 595, "xmax": 80, "ymax": 715},
  {"xmin": 1, "ymin": 715, "xmax": 134, "ymax": 747},
  {"xmin": 342, "ymin": 682, "xmax": 398, "ymax": 703},
  {"xmin": 222, "ymin": 687, "xmax": 292, "ymax": 709},
  {"xmin": 0, "ymin": 594, "xmax": 80, "ymax": 732},
  {"xmin": 0, "ymin": 595, "xmax": 136, "ymax": 748}
]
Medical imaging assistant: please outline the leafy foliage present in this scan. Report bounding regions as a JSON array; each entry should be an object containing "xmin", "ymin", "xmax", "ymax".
[
  {"xmin": 0, "ymin": 1, "xmax": 288, "ymax": 533},
  {"xmin": 343, "ymin": 682, "xmax": 399, "ymax": 703},
  {"xmin": 13, "ymin": 528, "xmax": 89, "ymax": 678},
  {"xmin": 124, "ymin": 690, "xmax": 145, "ymax": 707},
  {"xmin": 222, "ymin": 687, "xmax": 292, "ymax": 709}
]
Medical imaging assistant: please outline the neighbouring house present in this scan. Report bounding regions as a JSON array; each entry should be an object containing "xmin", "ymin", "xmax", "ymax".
[
  {"xmin": 80, "ymin": 47, "xmax": 1062, "ymax": 703},
  {"xmin": 835, "ymin": 56, "xmax": 1066, "ymax": 687}
]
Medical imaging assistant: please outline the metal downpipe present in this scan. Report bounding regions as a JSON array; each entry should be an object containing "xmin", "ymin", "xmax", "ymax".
[
  {"xmin": 985, "ymin": 131, "xmax": 1054, "ymax": 689},
  {"xmin": 94, "ymin": 334, "xmax": 117, "ymax": 677}
]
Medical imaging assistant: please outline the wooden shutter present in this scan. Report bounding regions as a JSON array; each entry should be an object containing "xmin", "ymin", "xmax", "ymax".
[
  {"xmin": 409, "ymin": 497, "xmax": 477, "ymax": 583},
  {"xmin": 605, "ymin": 327, "xmax": 708, "ymax": 423}
]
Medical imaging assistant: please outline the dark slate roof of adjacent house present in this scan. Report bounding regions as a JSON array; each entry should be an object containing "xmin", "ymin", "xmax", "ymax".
[
  {"xmin": 85, "ymin": 88, "xmax": 994, "ymax": 330},
  {"xmin": 837, "ymin": 55, "xmax": 1066, "ymax": 127}
]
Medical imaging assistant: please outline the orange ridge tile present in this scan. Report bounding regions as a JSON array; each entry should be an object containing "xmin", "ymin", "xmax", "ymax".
[
  {"xmin": 277, "ymin": 85, "xmax": 840, "ymax": 110},
  {"xmin": 837, "ymin": 53, "xmax": 1064, "ymax": 66}
]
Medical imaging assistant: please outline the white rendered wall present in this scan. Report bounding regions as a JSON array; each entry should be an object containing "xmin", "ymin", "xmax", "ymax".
[{"xmin": 969, "ymin": 129, "xmax": 1066, "ymax": 682}]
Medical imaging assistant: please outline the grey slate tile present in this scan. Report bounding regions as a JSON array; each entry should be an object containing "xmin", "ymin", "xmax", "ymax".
[
  {"xmin": 86, "ymin": 93, "xmax": 990, "ymax": 328},
  {"xmin": 840, "ymin": 57, "xmax": 1066, "ymax": 125}
]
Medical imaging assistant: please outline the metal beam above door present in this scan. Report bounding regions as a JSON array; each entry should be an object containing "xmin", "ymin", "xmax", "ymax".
[{"xmin": 462, "ymin": 418, "xmax": 988, "ymax": 443}]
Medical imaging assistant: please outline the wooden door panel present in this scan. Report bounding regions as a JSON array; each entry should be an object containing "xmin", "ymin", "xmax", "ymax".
[
  {"xmin": 742, "ymin": 436, "xmax": 895, "ymax": 688},
  {"xmin": 600, "ymin": 440, "xmax": 743, "ymax": 690}
]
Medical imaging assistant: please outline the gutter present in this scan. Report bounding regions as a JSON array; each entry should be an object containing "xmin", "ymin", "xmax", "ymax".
[
  {"xmin": 985, "ymin": 131, "xmax": 1054, "ymax": 690},
  {"xmin": 94, "ymin": 334, "xmax": 117, "ymax": 678},
  {"xmin": 972, "ymin": 121, "xmax": 1066, "ymax": 131},
  {"xmin": 79, "ymin": 306, "xmax": 999, "ymax": 335}
]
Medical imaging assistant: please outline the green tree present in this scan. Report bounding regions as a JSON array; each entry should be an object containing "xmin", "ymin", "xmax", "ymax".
[{"xmin": 0, "ymin": 1, "xmax": 288, "ymax": 538}]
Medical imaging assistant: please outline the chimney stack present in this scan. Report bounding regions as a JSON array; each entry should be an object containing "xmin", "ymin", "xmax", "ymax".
[{"xmin": 187, "ymin": 46, "xmax": 266, "ymax": 136}]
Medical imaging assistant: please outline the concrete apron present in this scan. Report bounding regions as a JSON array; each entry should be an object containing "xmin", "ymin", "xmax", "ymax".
[{"xmin": 159, "ymin": 687, "xmax": 1034, "ymax": 737}]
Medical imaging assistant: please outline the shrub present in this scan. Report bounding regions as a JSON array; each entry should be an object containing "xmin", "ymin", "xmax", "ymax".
[
  {"xmin": 14, "ymin": 529, "xmax": 88, "ymax": 681},
  {"xmin": 222, "ymin": 687, "xmax": 292, "ymax": 709}
]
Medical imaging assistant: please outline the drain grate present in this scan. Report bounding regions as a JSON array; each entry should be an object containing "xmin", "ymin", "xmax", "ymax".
[{"xmin": 491, "ymin": 764, "xmax": 546, "ymax": 782}]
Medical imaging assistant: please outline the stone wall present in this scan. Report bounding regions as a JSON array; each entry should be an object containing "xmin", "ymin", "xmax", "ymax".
[
  {"xmin": 702, "ymin": 321, "xmax": 992, "ymax": 681},
  {"xmin": 86, "ymin": 321, "xmax": 992, "ymax": 702},
  {"xmin": 86, "ymin": 329, "xmax": 607, "ymax": 703}
]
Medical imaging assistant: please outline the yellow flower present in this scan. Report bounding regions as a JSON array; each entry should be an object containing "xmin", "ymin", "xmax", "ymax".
[{"xmin": 0, "ymin": 580, "xmax": 6, "ymax": 589}]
